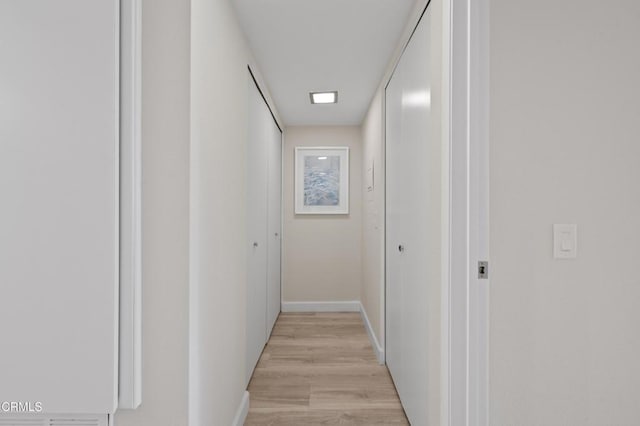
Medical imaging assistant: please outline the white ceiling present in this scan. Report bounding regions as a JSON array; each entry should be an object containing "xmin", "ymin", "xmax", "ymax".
[{"xmin": 234, "ymin": 0, "xmax": 415, "ymax": 126}]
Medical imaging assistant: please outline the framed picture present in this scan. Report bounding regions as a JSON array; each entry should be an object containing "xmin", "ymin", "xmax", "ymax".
[{"xmin": 295, "ymin": 146, "xmax": 349, "ymax": 214}]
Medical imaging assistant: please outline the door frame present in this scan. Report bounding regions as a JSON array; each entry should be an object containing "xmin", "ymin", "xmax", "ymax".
[
  {"xmin": 448, "ymin": 0, "xmax": 489, "ymax": 424},
  {"xmin": 119, "ymin": 0, "xmax": 143, "ymax": 411},
  {"xmin": 382, "ymin": 0, "xmax": 489, "ymax": 425}
]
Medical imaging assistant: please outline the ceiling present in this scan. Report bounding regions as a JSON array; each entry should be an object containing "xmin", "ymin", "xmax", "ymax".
[{"xmin": 233, "ymin": 0, "xmax": 415, "ymax": 126}]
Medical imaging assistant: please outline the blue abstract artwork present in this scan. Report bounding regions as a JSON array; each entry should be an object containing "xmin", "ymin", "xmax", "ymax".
[{"xmin": 303, "ymin": 155, "xmax": 340, "ymax": 206}]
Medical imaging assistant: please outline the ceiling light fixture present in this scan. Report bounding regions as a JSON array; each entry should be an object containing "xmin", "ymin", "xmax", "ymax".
[
  {"xmin": 317, "ymin": 156, "xmax": 327, "ymax": 160},
  {"xmin": 310, "ymin": 91, "xmax": 338, "ymax": 104}
]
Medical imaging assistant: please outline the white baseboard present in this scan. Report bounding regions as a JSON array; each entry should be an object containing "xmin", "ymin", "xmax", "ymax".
[
  {"xmin": 281, "ymin": 301, "xmax": 361, "ymax": 312},
  {"xmin": 359, "ymin": 302, "xmax": 385, "ymax": 365},
  {"xmin": 232, "ymin": 390, "xmax": 250, "ymax": 426}
]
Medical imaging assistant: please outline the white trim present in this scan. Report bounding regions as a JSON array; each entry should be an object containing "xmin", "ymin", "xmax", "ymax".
[
  {"xmin": 119, "ymin": 0, "xmax": 143, "ymax": 411},
  {"xmin": 231, "ymin": 391, "xmax": 250, "ymax": 426},
  {"xmin": 449, "ymin": 0, "xmax": 470, "ymax": 423},
  {"xmin": 440, "ymin": 2, "xmax": 452, "ymax": 424},
  {"xmin": 359, "ymin": 302, "xmax": 385, "ymax": 364},
  {"xmin": 449, "ymin": 0, "xmax": 490, "ymax": 425},
  {"xmin": 281, "ymin": 301, "xmax": 361, "ymax": 313},
  {"xmin": 379, "ymin": 88, "xmax": 387, "ymax": 374},
  {"xmin": 468, "ymin": 0, "xmax": 490, "ymax": 423}
]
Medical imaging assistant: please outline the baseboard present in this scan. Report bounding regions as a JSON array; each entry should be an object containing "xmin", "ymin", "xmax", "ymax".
[
  {"xmin": 359, "ymin": 302, "xmax": 385, "ymax": 365},
  {"xmin": 231, "ymin": 390, "xmax": 250, "ymax": 426},
  {"xmin": 281, "ymin": 301, "xmax": 361, "ymax": 312}
]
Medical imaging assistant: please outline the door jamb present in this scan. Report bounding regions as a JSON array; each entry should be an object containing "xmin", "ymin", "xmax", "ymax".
[{"xmin": 448, "ymin": 0, "xmax": 489, "ymax": 425}]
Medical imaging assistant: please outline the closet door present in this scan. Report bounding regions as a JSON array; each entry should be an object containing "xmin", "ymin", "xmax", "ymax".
[
  {"xmin": 385, "ymin": 5, "xmax": 439, "ymax": 425},
  {"xmin": 247, "ymin": 72, "xmax": 282, "ymax": 382},
  {"xmin": 385, "ymin": 47, "xmax": 408, "ymax": 399},
  {"xmin": 246, "ymin": 76, "xmax": 269, "ymax": 383},
  {"xmin": 266, "ymin": 126, "xmax": 282, "ymax": 336}
]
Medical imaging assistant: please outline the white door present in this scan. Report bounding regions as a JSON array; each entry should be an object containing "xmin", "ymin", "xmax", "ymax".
[
  {"xmin": 246, "ymin": 76, "xmax": 269, "ymax": 383},
  {"xmin": 267, "ymin": 127, "xmax": 282, "ymax": 336},
  {"xmin": 385, "ymin": 46, "xmax": 408, "ymax": 398},
  {"xmin": 386, "ymin": 5, "xmax": 441, "ymax": 425},
  {"xmin": 247, "ymin": 73, "xmax": 282, "ymax": 382},
  {"xmin": 0, "ymin": 0, "xmax": 119, "ymax": 415}
]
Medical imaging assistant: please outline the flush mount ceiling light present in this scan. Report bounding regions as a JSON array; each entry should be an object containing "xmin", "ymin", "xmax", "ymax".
[{"xmin": 310, "ymin": 91, "xmax": 338, "ymax": 104}]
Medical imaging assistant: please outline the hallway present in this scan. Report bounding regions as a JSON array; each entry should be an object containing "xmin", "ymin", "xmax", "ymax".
[
  {"xmin": 245, "ymin": 313, "xmax": 408, "ymax": 425},
  {"xmin": 5, "ymin": 0, "xmax": 640, "ymax": 424}
]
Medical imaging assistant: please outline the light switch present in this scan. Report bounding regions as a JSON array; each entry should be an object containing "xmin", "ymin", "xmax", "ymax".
[
  {"xmin": 554, "ymin": 224, "xmax": 577, "ymax": 259},
  {"xmin": 560, "ymin": 232, "xmax": 572, "ymax": 251}
]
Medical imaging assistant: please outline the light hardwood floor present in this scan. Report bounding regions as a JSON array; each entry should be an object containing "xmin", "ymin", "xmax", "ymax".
[{"xmin": 245, "ymin": 312, "xmax": 409, "ymax": 425}]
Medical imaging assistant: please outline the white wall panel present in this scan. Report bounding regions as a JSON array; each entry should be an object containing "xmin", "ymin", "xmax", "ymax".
[{"xmin": 0, "ymin": 0, "xmax": 119, "ymax": 415}]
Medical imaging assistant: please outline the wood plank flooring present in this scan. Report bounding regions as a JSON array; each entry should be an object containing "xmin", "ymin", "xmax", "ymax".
[{"xmin": 245, "ymin": 312, "xmax": 409, "ymax": 425}]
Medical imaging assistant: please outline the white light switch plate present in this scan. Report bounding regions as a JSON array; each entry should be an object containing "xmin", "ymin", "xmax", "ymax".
[{"xmin": 554, "ymin": 224, "xmax": 577, "ymax": 259}]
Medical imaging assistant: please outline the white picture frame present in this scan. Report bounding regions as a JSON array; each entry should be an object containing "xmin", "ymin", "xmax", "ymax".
[{"xmin": 295, "ymin": 146, "xmax": 349, "ymax": 214}]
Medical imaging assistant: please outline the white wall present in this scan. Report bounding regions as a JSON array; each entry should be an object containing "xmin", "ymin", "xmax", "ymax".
[
  {"xmin": 282, "ymin": 126, "xmax": 363, "ymax": 303},
  {"xmin": 360, "ymin": 92, "xmax": 385, "ymax": 342},
  {"xmin": 1, "ymin": 0, "xmax": 120, "ymax": 415},
  {"xmin": 490, "ymin": 0, "xmax": 640, "ymax": 424},
  {"xmin": 114, "ymin": 0, "xmax": 191, "ymax": 424},
  {"xmin": 190, "ymin": 0, "xmax": 281, "ymax": 424}
]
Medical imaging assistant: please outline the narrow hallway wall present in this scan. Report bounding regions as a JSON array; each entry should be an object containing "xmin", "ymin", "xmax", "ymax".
[
  {"xmin": 189, "ymin": 0, "xmax": 247, "ymax": 420},
  {"xmin": 282, "ymin": 126, "xmax": 363, "ymax": 304},
  {"xmin": 190, "ymin": 0, "xmax": 281, "ymax": 425},
  {"xmin": 360, "ymin": 92, "xmax": 385, "ymax": 344}
]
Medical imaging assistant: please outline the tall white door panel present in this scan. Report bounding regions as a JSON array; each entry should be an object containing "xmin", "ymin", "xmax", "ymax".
[
  {"xmin": 246, "ymin": 72, "xmax": 282, "ymax": 383},
  {"xmin": 267, "ymin": 128, "xmax": 282, "ymax": 336},
  {"xmin": 246, "ymin": 76, "xmax": 269, "ymax": 383},
  {"xmin": 385, "ymin": 48, "xmax": 408, "ymax": 399},
  {"xmin": 0, "ymin": 0, "xmax": 119, "ymax": 416},
  {"xmin": 386, "ymin": 5, "xmax": 440, "ymax": 425}
]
